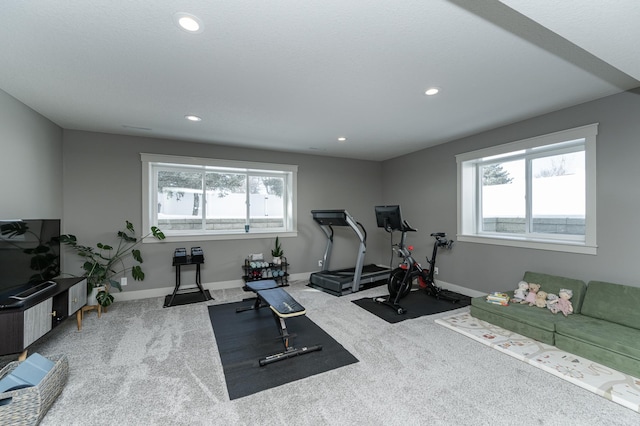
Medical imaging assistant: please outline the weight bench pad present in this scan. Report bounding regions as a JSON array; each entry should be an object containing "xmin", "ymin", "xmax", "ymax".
[
  {"xmin": 246, "ymin": 279, "xmax": 279, "ymax": 292},
  {"xmin": 257, "ymin": 288, "xmax": 306, "ymax": 318},
  {"xmin": 236, "ymin": 280, "xmax": 280, "ymax": 313}
]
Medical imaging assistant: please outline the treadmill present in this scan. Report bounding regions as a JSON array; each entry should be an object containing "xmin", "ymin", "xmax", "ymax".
[{"xmin": 309, "ymin": 209, "xmax": 390, "ymax": 296}]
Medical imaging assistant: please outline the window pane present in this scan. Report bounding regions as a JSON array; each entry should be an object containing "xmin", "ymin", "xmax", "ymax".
[
  {"xmin": 481, "ymin": 160, "xmax": 525, "ymax": 233},
  {"xmin": 455, "ymin": 124, "xmax": 596, "ymax": 253},
  {"xmin": 531, "ymin": 151, "xmax": 585, "ymax": 236},
  {"xmin": 205, "ymin": 172, "xmax": 247, "ymax": 231},
  {"xmin": 143, "ymin": 154, "xmax": 297, "ymax": 239},
  {"xmin": 248, "ymin": 176, "xmax": 285, "ymax": 230},
  {"xmin": 157, "ymin": 170, "xmax": 204, "ymax": 231}
]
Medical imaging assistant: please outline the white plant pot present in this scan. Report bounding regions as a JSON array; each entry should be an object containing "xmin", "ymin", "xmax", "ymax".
[
  {"xmin": 272, "ymin": 257, "xmax": 281, "ymax": 265},
  {"xmin": 87, "ymin": 286, "xmax": 105, "ymax": 306}
]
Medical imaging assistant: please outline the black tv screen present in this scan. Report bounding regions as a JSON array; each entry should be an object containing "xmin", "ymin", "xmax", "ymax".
[
  {"xmin": 374, "ymin": 205, "xmax": 403, "ymax": 231},
  {"xmin": 0, "ymin": 219, "xmax": 61, "ymax": 297}
]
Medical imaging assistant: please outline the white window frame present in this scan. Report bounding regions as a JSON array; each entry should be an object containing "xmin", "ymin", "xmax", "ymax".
[
  {"xmin": 456, "ymin": 124, "xmax": 597, "ymax": 255},
  {"xmin": 141, "ymin": 153, "xmax": 298, "ymax": 243}
]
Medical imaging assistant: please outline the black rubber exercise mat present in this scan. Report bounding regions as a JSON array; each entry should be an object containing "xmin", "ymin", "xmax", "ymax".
[
  {"xmin": 208, "ymin": 301, "xmax": 358, "ymax": 400},
  {"xmin": 163, "ymin": 290, "xmax": 212, "ymax": 308},
  {"xmin": 352, "ymin": 289, "xmax": 471, "ymax": 323}
]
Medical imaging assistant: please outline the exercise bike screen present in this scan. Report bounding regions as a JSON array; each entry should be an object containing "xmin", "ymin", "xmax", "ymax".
[{"xmin": 374, "ymin": 205, "xmax": 403, "ymax": 231}]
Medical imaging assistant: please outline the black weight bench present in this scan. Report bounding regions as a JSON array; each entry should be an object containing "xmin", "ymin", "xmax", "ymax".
[{"xmin": 238, "ymin": 280, "xmax": 323, "ymax": 366}]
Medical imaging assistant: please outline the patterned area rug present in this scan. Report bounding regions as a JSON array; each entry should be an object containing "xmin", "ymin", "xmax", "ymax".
[{"xmin": 435, "ymin": 311, "xmax": 640, "ymax": 413}]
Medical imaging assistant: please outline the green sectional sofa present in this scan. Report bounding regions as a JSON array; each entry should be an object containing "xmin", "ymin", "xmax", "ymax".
[
  {"xmin": 470, "ymin": 272, "xmax": 640, "ymax": 378},
  {"xmin": 470, "ymin": 271, "xmax": 588, "ymax": 346}
]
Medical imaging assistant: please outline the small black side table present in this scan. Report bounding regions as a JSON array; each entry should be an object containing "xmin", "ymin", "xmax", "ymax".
[{"xmin": 165, "ymin": 256, "xmax": 212, "ymax": 307}]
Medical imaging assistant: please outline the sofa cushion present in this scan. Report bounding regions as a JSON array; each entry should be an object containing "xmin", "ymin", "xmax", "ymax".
[
  {"xmin": 521, "ymin": 271, "xmax": 587, "ymax": 314},
  {"xmin": 470, "ymin": 303, "xmax": 556, "ymax": 345},
  {"xmin": 555, "ymin": 333, "xmax": 640, "ymax": 378},
  {"xmin": 581, "ymin": 281, "xmax": 640, "ymax": 330},
  {"xmin": 471, "ymin": 296, "xmax": 559, "ymax": 332},
  {"xmin": 555, "ymin": 315, "xmax": 640, "ymax": 361}
]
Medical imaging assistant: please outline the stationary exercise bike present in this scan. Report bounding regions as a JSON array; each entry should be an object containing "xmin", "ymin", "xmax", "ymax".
[{"xmin": 374, "ymin": 205, "xmax": 457, "ymax": 314}]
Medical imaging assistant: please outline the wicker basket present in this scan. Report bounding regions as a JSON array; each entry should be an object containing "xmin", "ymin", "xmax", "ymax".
[{"xmin": 0, "ymin": 354, "xmax": 69, "ymax": 426}]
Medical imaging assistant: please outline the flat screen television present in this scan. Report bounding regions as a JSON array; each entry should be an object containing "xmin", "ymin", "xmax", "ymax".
[
  {"xmin": 0, "ymin": 219, "xmax": 61, "ymax": 299},
  {"xmin": 374, "ymin": 205, "xmax": 404, "ymax": 231}
]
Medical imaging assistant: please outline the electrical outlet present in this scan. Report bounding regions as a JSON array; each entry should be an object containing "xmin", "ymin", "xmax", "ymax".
[
  {"xmin": 120, "ymin": 277, "xmax": 127, "ymax": 287},
  {"xmin": 318, "ymin": 260, "xmax": 323, "ymax": 267},
  {"xmin": 434, "ymin": 267, "xmax": 439, "ymax": 275}
]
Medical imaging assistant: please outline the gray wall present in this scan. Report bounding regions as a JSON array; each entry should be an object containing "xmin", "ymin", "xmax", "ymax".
[
  {"xmin": 381, "ymin": 89, "xmax": 640, "ymax": 292},
  {"xmin": 0, "ymin": 89, "xmax": 63, "ymax": 219},
  {"xmin": 4, "ymin": 85, "xmax": 640, "ymax": 295},
  {"xmin": 62, "ymin": 130, "xmax": 384, "ymax": 292}
]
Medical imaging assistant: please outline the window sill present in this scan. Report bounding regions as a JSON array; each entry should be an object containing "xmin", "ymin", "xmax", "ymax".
[
  {"xmin": 457, "ymin": 234, "xmax": 597, "ymax": 255},
  {"xmin": 143, "ymin": 230, "xmax": 297, "ymax": 244}
]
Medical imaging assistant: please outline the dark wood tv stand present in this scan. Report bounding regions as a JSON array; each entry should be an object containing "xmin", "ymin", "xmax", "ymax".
[{"xmin": 0, "ymin": 277, "xmax": 87, "ymax": 358}]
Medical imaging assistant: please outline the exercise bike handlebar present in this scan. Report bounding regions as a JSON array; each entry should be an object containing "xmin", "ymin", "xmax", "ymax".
[
  {"xmin": 395, "ymin": 231, "xmax": 453, "ymax": 259},
  {"xmin": 401, "ymin": 220, "xmax": 416, "ymax": 233},
  {"xmin": 433, "ymin": 233, "xmax": 454, "ymax": 249},
  {"xmin": 382, "ymin": 219, "xmax": 416, "ymax": 234}
]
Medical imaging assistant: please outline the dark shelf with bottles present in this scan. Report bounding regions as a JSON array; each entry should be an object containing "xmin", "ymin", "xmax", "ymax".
[{"xmin": 242, "ymin": 256, "xmax": 289, "ymax": 288}]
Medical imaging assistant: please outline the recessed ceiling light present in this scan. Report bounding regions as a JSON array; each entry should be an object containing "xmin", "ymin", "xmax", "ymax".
[
  {"xmin": 337, "ymin": 137, "xmax": 347, "ymax": 142},
  {"xmin": 185, "ymin": 115, "xmax": 202, "ymax": 122},
  {"xmin": 174, "ymin": 13, "xmax": 204, "ymax": 33},
  {"xmin": 425, "ymin": 87, "xmax": 440, "ymax": 96}
]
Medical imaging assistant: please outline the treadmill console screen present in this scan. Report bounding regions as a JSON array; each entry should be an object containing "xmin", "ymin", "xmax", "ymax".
[{"xmin": 311, "ymin": 210, "xmax": 349, "ymax": 226}]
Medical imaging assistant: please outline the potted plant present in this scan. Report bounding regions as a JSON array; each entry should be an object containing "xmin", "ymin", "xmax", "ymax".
[
  {"xmin": 60, "ymin": 221, "xmax": 165, "ymax": 307},
  {"xmin": 271, "ymin": 236, "xmax": 284, "ymax": 265}
]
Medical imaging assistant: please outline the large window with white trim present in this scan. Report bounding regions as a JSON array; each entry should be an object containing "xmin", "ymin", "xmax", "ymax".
[
  {"xmin": 456, "ymin": 124, "xmax": 597, "ymax": 254},
  {"xmin": 141, "ymin": 154, "xmax": 297, "ymax": 242}
]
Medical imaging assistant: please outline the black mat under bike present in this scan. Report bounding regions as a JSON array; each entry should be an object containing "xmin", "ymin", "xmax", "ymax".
[{"xmin": 378, "ymin": 220, "xmax": 457, "ymax": 314}]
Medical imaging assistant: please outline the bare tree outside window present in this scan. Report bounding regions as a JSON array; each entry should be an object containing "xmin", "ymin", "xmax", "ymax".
[
  {"xmin": 535, "ymin": 157, "xmax": 567, "ymax": 178},
  {"xmin": 482, "ymin": 164, "xmax": 513, "ymax": 185}
]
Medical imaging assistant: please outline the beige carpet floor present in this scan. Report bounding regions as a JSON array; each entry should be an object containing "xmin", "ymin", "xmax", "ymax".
[{"xmin": 2, "ymin": 281, "xmax": 638, "ymax": 425}]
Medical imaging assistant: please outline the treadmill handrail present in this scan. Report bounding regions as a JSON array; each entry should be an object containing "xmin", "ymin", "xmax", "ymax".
[
  {"xmin": 355, "ymin": 221, "xmax": 367, "ymax": 246},
  {"xmin": 311, "ymin": 209, "xmax": 367, "ymax": 293},
  {"xmin": 311, "ymin": 210, "xmax": 366, "ymax": 244}
]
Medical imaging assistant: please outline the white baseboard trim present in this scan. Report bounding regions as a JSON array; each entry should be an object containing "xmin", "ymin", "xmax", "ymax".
[
  {"xmin": 113, "ymin": 272, "xmax": 483, "ymax": 302},
  {"xmin": 435, "ymin": 279, "xmax": 485, "ymax": 298}
]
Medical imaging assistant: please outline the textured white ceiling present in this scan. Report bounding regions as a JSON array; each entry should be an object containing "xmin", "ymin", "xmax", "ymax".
[
  {"xmin": 1, "ymin": 0, "xmax": 637, "ymax": 161},
  {"xmin": 500, "ymin": 0, "xmax": 640, "ymax": 81}
]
